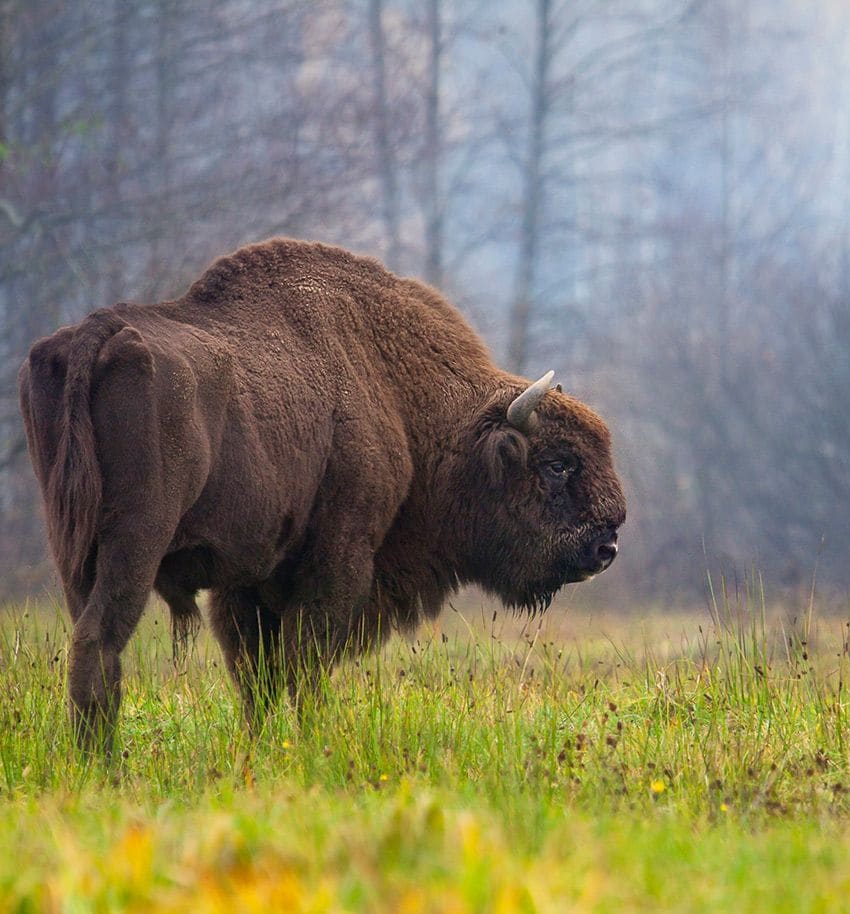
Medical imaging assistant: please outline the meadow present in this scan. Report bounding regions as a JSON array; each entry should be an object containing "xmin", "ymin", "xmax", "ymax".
[{"xmin": 3, "ymin": 581, "xmax": 850, "ymax": 913}]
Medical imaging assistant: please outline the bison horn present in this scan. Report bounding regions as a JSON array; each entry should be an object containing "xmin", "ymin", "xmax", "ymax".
[{"xmin": 506, "ymin": 370, "xmax": 555, "ymax": 433}]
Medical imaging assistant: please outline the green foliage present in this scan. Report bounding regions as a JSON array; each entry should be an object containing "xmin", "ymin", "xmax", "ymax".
[{"xmin": 2, "ymin": 590, "xmax": 850, "ymax": 911}]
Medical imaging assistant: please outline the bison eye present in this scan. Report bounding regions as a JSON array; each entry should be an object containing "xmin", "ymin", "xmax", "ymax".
[{"xmin": 544, "ymin": 457, "xmax": 577, "ymax": 479}]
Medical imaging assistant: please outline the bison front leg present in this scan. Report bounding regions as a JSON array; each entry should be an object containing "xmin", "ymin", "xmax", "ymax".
[
  {"xmin": 278, "ymin": 606, "xmax": 352, "ymax": 713},
  {"xmin": 209, "ymin": 586, "xmax": 286, "ymax": 727},
  {"xmin": 279, "ymin": 576, "xmax": 391, "ymax": 718},
  {"xmin": 209, "ymin": 585, "xmax": 337, "ymax": 726}
]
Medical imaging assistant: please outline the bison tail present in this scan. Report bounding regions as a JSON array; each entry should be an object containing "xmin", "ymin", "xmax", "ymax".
[{"xmin": 46, "ymin": 311, "xmax": 127, "ymax": 588}]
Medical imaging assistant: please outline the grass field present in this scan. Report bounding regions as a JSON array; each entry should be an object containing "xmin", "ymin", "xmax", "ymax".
[{"xmin": 3, "ymin": 582, "xmax": 850, "ymax": 912}]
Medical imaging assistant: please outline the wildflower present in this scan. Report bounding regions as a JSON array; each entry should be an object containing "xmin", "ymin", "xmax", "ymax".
[
  {"xmin": 650, "ymin": 779, "xmax": 666, "ymax": 795},
  {"xmin": 720, "ymin": 803, "xmax": 729, "ymax": 813},
  {"xmin": 379, "ymin": 773, "xmax": 389, "ymax": 782},
  {"xmin": 282, "ymin": 739, "xmax": 291, "ymax": 749}
]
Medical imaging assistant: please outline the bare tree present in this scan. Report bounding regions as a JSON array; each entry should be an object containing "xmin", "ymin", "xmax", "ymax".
[
  {"xmin": 422, "ymin": 0, "xmax": 443, "ymax": 287},
  {"xmin": 506, "ymin": 0, "xmax": 550, "ymax": 375},
  {"xmin": 368, "ymin": 0, "xmax": 401, "ymax": 267}
]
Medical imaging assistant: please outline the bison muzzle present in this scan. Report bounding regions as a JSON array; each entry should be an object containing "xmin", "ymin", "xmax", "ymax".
[{"xmin": 18, "ymin": 239, "xmax": 626, "ymax": 750}]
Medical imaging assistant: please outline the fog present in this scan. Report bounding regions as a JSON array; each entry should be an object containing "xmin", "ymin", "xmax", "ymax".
[{"xmin": 1, "ymin": 0, "xmax": 848, "ymax": 605}]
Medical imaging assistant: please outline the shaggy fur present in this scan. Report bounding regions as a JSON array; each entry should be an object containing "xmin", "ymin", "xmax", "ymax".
[{"xmin": 18, "ymin": 238, "xmax": 626, "ymax": 748}]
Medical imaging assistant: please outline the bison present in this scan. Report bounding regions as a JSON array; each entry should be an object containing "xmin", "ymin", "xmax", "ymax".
[{"xmin": 19, "ymin": 238, "xmax": 625, "ymax": 750}]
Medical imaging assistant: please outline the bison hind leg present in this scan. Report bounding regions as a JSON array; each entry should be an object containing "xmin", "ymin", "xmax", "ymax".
[
  {"xmin": 154, "ymin": 551, "xmax": 211, "ymax": 662},
  {"xmin": 154, "ymin": 576, "xmax": 202, "ymax": 663},
  {"xmin": 171, "ymin": 599, "xmax": 201, "ymax": 662},
  {"xmin": 67, "ymin": 562, "xmax": 154, "ymax": 757}
]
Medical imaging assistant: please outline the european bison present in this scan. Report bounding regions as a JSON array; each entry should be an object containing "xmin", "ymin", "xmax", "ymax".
[{"xmin": 19, "ymin": 239, "xmax": 625, "ymax": 750}]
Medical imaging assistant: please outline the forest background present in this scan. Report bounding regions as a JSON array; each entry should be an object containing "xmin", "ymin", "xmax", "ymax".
[{"xmin": 2, "ymin": 0, "xmax": 848, "ymax": 607}]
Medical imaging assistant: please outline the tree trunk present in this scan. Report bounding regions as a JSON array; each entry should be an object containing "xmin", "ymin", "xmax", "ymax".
[
  {"xmin": 104, "ymin": 0, "xmax": 131, "ymax": 304},
  {"xmin": 423, "ymin": 0, "xmax": 442, "ymax": 287},
  {"xmin": 368, "ymin": 0, "xmax": 401, "ymax": 268},
  {"xmin": 507, "ymin": 0, "xmax": 551, "ymax": 375}
]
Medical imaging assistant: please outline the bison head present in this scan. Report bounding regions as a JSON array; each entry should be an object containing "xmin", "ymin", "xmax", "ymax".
[{"xmin": 454, "ymin": 371, "xmax": 626, "ymax": 613}]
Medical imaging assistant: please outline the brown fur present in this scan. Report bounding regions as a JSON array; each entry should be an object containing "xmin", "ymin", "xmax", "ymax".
[{"xmin": 18, "ymin": 239, "xmax": 626, "ymax": 749}]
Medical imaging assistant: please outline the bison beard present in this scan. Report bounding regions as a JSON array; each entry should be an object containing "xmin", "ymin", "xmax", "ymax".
[{"xmin": 18, "ymin": 239, "xmax": 626, "ymax": 751}]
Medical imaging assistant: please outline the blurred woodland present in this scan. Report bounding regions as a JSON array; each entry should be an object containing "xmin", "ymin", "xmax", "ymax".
[{"xmin": 1, "ymin": 0, "xmax": 849, "ymax": 603}]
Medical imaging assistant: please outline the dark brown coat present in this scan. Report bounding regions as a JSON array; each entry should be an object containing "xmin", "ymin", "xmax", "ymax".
[{"xmin": 19, "ymin": 239, "xmax": 625, "ymax": 747}]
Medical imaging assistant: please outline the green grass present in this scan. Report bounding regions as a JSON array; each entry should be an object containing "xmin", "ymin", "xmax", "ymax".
[{"xmin": 2, "ymin": 583, "xmax": 850, "ymax": 912}]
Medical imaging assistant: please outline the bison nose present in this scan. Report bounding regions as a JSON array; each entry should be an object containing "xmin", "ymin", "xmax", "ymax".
[{"xmin": 589, "ymin": 529, "xmax": 618, "ymax": 571}]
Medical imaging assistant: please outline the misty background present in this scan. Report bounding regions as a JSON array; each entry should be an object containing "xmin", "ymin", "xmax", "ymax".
[{"xmin": 1, "ymin": 0, "xmax": 848, "ymax": 606}]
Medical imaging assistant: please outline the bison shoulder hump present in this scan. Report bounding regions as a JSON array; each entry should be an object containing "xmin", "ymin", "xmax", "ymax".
[{"xmin": 186, "ymin": 240, "xmax": 297, "ymax": 302}]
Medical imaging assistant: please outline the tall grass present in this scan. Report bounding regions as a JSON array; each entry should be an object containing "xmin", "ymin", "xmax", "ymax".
[{"xmin": 2, "ymin": 582, "xmax": 850, "ymax": 911}]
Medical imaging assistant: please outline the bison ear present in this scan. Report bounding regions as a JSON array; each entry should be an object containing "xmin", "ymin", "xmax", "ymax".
[{"xmin": 479, "ymin": 426, "xmax": 528, "ymax": 487}]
